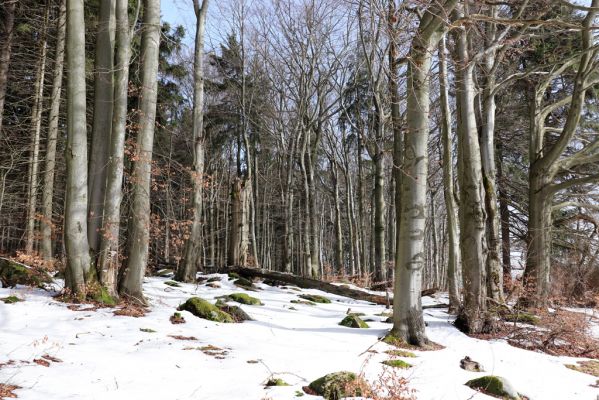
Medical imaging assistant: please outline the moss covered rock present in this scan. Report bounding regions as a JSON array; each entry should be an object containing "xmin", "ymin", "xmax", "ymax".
[
  {"xmin": 465, "ymin": 376, "xmax": 521, "ymax": 400},
  {"xmin": 178, "ymin": 297, "xmax": 234, "ymax": 323},
  {"xmin": 156, "ymin": 269, "xmax": 174, "ymax": 277},
  {"xmin": 0, "ymin": 258, "xmax": 52, "ymax": 288},
  {"xmin": 228, "ymin": 272, "xmax": 241, "ymax": 280},
  {"xmin": 339, "ymin": 315, "xmax": 369, "ymax": 328},
  {"xmin": 382, "ymin": 359, "xmax": 412, "ymax": 369},
  {"xmin": 308, "ymin": 371, "xmax": 364, "ymax": 400},
  {"xmin": 206, "ymin": 277, "xmax": 221, "ymax": 283},
  {"xmin": 216, "ymin": 303, "xmax": 252, "ymax": 322},
  {"xmin": 225, "ymin": 293, "xmax": 263, "ymax": 305},
  {"xmin": 164, "ymin": 280, "xmax": 181, "ymax": 287},
  {"xmin": 1, "ymin": 295, "xmax": 23, "ymax": 304},
  {"xmin": 299, "ymin": 294, "xmax": 330, "ymax": 303},
  {"xmin": 385, "ymin": 349, "xmax": 416, "ymax": 358},
  {"xmin": 234, "ymin": 277, "xmax": 256, "ymax": 290},
  {"xmin": 265, "ymin": 378, "xmax": 289, "ymax": 387},
  {"xmin": 90, "ymin": 286, "xmax": 118, "ymax": 306}
]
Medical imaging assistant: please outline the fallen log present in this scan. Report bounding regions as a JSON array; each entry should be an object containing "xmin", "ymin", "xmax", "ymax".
[{"xmin": 228, "ymin": 267, "xmax": 436, "ymax": 306}]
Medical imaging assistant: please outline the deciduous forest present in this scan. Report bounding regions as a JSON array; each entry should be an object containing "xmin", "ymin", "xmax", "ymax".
[{"xmin": 1, "ymin": 1, "xmax": 599, "ymax": 399}]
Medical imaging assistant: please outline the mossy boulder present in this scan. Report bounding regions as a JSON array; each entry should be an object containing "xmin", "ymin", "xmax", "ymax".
[
  {"xmin": 156, "ymin": 269, "xmax": 174, "ymax": 277},
  {"xmin": 382, "ymin": 359, "xmax": 412, "ymax": 369},
  {"xmin": 206, "ymin": 277, "xmax": 221, "ymax": 283},
  {"xmin": 308, "ymin": 371, "xmax": 364, "ymax": 400},
  {"xmin": 265, "ymin": 378, "xmax": 289, "ymax": 387},
  {"xmin": 90, "ymin": 286, "xmax": 118, "ymax": 306},
  {"xmin": 299, "ymin": 294, "xmax": 330, "ymax": 303},
  {"xmin": 0, "ymin": 258, "xmax": 52, "ymax": 288},
  {"xmin": 215, "ymin": 302, "xmax": 252, "ymax": 322},
  {"xmin": 465, "ymin": 376, "xmax": 521, "ymax": 400},
  {"xmin": 164, "ymin": 280, "xmax": 181, "ymax": 287},
  {"xmin": 1, "ymin": 295, "xmax": 23, "ymax": 304},
  {"xmin": 339, "ymin": 315, "xmax": 369, "ymax": 328},
  {"xmin": 385, "ymin": 349, "xmax": 416, "ymax": 358},
  {"xmin": 234, "ymin": 277, "xmax": 256, "ymax": 290},
  {"xmin": 225, "ymin": 293, "xmax": 263, "ymax": 305},
  {"xmin": 178, "ymin": 297, "xmax": 234, "ymax": 323},
  {"xmin": 228, "ymin": 272, "xmax": 241, "ymax": 280}
]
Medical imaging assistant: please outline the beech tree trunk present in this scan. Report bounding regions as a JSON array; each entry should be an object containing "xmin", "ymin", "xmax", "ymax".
[
  {"xmin": 453, "ymin": 13, "xmax": 489, "ymax": 334},
  {"xmin": 120, "ymin": 0, "xmax": 161, "ymax": 303},
  {"xmin": 65, "ymin": 0, "xmax": 92, "ymax": 296},
  {"xmin": 177, "ymin": 0, "xmax": 209, "ymax": 282},
  {"xmin": 41, "ymin": 0, "xmax": 66, "ymax": 261},
  {"xmin": 97, "ymin": 0, "xmax": 133, "ymax": 297},
  {"xmin": 392, "ymin": 0, "xmax": 458, "ymax": 346},
  {"xmin": 438, "ymin": 35, "xmax": 461, "ymax": 314}
]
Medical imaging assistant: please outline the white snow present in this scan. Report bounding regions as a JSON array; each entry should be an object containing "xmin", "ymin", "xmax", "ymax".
[{"xmin": 0, "ymin": 275, "xmax": 597, "ymax": 400}]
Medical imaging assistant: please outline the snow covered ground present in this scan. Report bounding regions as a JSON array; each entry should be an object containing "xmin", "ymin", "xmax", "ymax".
[{"xmin": 0, "ymin": 274, "xmax": 597, "ymax": 400}]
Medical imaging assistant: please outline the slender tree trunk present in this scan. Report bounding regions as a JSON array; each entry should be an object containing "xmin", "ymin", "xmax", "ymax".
[
  {"xmin": 0, "ymin": 0, "xmax": 16, "ymax": 138},
  {"xmin": 497, "ymin": 143, "xmax": 511, "ymax": 281},
  {"xmin": 88, "ymin": 0, "xmax": 116, "ymax": 256},
  {"xmin": 373, "ymin": 148, "xmax": 386, "ymax": 283},
  {"xmin": 120, "ymin": 0, "xmax": 161, "ymax": 303},
  {"xmin": 439, "ymin": 35, "xmax": 461, "ymax": 313},
  {"xmin": 332, "ymin": 161, "xmax": 343, "ymax": 273},
  {"xmin": 25, "ymin": 4, "xmax": 49, "ymax": 255},
  {"xmin": 453, "ymin": 16, "xmax": 489, "ymax": 334},
  {"xmin": 97, "ymin": 0, "xmax": 132, "ymax": 297},
  {"xmin": 177, "ymin": 0, "xmax": 209, "ymax": 282},
  {"xmin": 65, "ymin": 0, "xmax": 92, "ymax": 296},
  {"xmin": 41, "ymin": 0, "xmax": 66, "ymax": 261},
  {"xmin": 480, "ymin": 7, "xmax": 503, "ymax": 303}
]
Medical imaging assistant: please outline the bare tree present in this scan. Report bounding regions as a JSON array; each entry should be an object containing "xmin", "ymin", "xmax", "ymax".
[
  {"xmin": 120, "ymin": 0, "xmax": 162, "ymax": 303},
  {"xmin": 177, "ymin": 0, "xmax": 210, "ymax": 282}
]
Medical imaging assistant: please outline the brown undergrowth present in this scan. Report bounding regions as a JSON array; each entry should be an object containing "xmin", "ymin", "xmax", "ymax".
[{"xmin": 474, "ymin": 308, "xmax": 599, "ymax": 359}]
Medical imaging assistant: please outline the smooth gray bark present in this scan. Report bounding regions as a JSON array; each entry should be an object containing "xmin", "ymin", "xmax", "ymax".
[
  {"xmin": 65, "ymin": 0, "xmax": 92, "ymax": 296},
  {"xmin": 177, "ymin": 0, "xmax": 209, "ymax": 282},
  {"xmin": 438, "ymin": 35, "xmax": 461, "ymax": 314},
  {"xmin": 97, "ymin": 0, "xmax": 133, "ymax": 297},
  {"xmin": 392, "ymin": 0, "xmax": 458, "ymax": 346},
  {"xmin": 120, "ymin": 0, "xmax": 161, "ymax": 303},
  {"xmin": 88, "ymin": 0, "xmax": 116, "ymax": 256}
]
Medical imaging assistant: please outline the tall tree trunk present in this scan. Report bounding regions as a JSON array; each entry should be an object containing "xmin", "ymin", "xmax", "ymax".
[
  {"xmin": 389, "ymin": 1, "xmax": 402, "ymax": 290},
  {"xmin": 480, "ymin": 6, "xmax": 504, "ymax": 303},
  {"xmin": 0, "ymin": 0, "xmax": 16, "ymax": 138},
  {"xmin": 65, "ymin": 0, "xmax": 92, "ymax": 296},
  {"xmin": 120, "ymin": 0, "xmax": 161, "ymax": 303},
  {"xmin": 373, "ymin": 148, "xmax": 386, "ymax": 283},
  {"xmin": 88, "ymin": 0, "xmax": 116, "ymax": 257},
  {"xmin": 97, "ymin": 0, "xmax": 133, "ymax": 297},
  {"xmin": 497, "ymin": 143, "xmax": 511, "ymax": 281},
  {"xmin": 228, "ymin": 178, "xmax": 242, "ymax": 266},
  {"xmin": 438, "ymin": 35, "xmax": 461, "ymax": 314},
  {"xmin": 25, "ymin": 4, "xmax": 49, "ymax": 255},
  {"xmin": 332, "ymin": 161, "xmax": 343, "ymax": 274},
  {"xmin": 177, "ymin": 0, "xmax": 209, "ymax": 282},
  {"xmin": 41, "ymin": 0, "xmax": 67, "ymax": 261},
  {"xmin": 392, "ymin": 0, "xmax": 458, "ymax": 346},
  {"xmin": 453, "ymin": 15, "xmax": 489, "ymax": 334}
]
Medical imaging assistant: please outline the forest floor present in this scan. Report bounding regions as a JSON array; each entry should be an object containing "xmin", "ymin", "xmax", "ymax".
[{"xmin": 0, "ymin": 273, "xmax": 598, "ymax": 400}]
